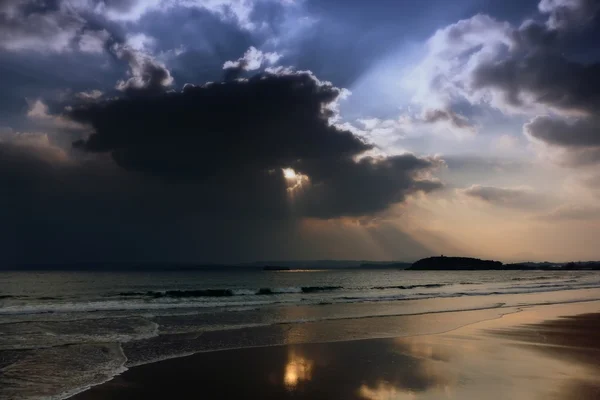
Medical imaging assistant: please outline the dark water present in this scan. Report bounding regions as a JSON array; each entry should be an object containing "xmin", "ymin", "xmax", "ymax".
[{"xmin": 1, "ymin": 270, "xmax": 600, "ymax": 399}]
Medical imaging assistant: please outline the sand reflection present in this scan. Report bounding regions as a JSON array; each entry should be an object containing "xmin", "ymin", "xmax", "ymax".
[
  {"xmin": 284, "ymin": 350, "xmax": 314, "ymax": 389},
  {"xmin": 488, "ymin": 313, "xmax": 600, "ymax": 400},
  {"xmin": 358, "ymin": 311, "xmax": 600, "ymax": 400}
]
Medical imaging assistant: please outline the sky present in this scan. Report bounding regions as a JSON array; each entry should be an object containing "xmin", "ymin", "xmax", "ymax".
[{"xmin": 1, "ymin": 0, "xmax": 600, "ymax": 264}]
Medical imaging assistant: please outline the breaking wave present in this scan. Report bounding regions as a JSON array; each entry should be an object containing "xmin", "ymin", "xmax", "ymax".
[{"xmin": 117, "ymin": 286, "xmax": 344, "ymax": 298}]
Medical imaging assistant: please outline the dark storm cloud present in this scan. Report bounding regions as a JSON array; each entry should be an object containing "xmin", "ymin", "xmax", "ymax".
[
  {"xmin": 503, "ymin": 1, "xmax": 600, "ymax": 166},
  {"xmin": 69, "ymin": 71, "xmax": 366, "ymax": 174},
  {"xmin": 0, "ymin": 137, "xmax": 297, "ymax": 263},
  {"xmin": 515, "ymin": 19, "xmax": 558, "ymax": 49},
  {"xmin": 0, "ymin": 70, "xmax": 442, "ymax": 263},
  {"xmin": 524, "ymin": 116, "xmax": 600, "ymax": 165},
  {"xmin": 0, "ymin": 0, "xmax": 116, "ymax": 54},
  {"xmin": 472, "ymin": 51, "xmax": 600, "ymax": 115},
  {"xmin": 460, "ymin": 184, "xmax": 546, "ymax": 209},
  {"xmin": 525, "ymin": 116, "xmax": 600, "ymax": 148},
  {"xmin": 538, "ymin": 0, "xmax": 600, "ymax": 30},
  {"xmin": 0, "ymin": 128, "xmax": 307, "ymax": 249},
  {"xmin": 67, "ymin": 70, "xmax": 442, "ymax": 218},
  {"xmin": 0, "ymin": 136, "xmax": 441, "ymax": 264},
  {"xmin": 296, "ymin": 154, "xmax": 443, "ymax": 218}
]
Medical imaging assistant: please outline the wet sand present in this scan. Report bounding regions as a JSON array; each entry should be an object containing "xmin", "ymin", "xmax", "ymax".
[{"xmin": 74, "ymin": 301, "xmax": 600, "ymax": 400}]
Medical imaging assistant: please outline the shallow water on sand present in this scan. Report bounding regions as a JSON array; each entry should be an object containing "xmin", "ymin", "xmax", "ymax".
[{"xmin": 73, "ymin": 302, "xmax": 600, "ymax": 400}]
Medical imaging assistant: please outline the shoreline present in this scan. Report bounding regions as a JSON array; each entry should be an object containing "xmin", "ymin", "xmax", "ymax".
[{"xmin": 72, "ymin": 300, "xmax": 600, "ymax": 400}]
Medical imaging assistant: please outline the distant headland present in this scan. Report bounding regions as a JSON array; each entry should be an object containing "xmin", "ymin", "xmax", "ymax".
[
  {"xmin": 409, "ymin": 256, "xmax": 503, "ymax": 270},
  {"xmin": 408, "ymin": 256, "xmax": 600, "ymax": 271}
]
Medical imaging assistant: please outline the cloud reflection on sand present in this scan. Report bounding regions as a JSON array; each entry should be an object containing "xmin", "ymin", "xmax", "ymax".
[
  {"xmin": 275, "ymin": 314, "xmax": 600, "ymax": 399},
  {"xmin": 359, "ymin": 382, "xmax": 416, "ymax": 400}
]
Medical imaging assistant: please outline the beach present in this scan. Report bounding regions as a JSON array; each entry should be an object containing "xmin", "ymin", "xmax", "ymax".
[
  {"xmin": 73, "ymin": 301, "xmax": 600, "ymax": 400},
  {"xmin": 2, "ymin": 270, "xmax": 600, "ymax": 399}
]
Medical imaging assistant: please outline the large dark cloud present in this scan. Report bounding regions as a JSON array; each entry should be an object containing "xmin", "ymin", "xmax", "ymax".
[
  {"xmin": 472, "ymin": 51, "xmax": 600, "ymax": 116},
  {"xmin": 0, "ymin": 69, "xmax": 442, "ymax": 263},
  {"xmin": 295, "ymin": 154, "xmax": 443, "ymax": 218},
  {"xmin": 524, "ymin": 116, "xmax": 600, "ymax": 165},
  {"xmin": 0, "ymin": 0, "xmax": 114, "ymax": 54},
  {"xmin": 69, "ymin": 71, "xmax": 366, "ymax": 175},
  {"xmin": 0, "ymin": 136, "xmax": 296, "ymax": 263},
  {"xmin": 68, "ymin": 70, "xmax": 442, "ymax": 218},
  {"xmin": 0, "ymin": 137, "xmax": 438, "ymax": 264},
  {"xmin": 525, "ymin": 116, "xmax": 600, "ymax": 148},
  {"xmin": 538, "ymin": 0, "xmax": 600, "ymax": 30}
]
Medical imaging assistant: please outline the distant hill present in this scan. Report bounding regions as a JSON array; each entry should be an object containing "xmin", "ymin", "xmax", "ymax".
[
  {"xmin": 409, "ymin": 257, "xmax": 600, "ymax": 271},
  {"xmin": 409, "ymin": 256, "xmax": 506, "ymax": 270},
  {"xmin": 562, "ymin": 261, "xmax": 600, "ymax": 270}
]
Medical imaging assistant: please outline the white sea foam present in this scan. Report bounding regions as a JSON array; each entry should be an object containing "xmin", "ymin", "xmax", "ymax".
[
  {"xmin": 0, "ymin": 342, "xmax": 128, "ymax": 400},
  {"xmin": 0, "ymin": 316, "xmax": 159, "ymax": 351}
]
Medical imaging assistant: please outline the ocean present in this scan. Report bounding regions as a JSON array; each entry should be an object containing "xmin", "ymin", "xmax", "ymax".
[{"xmin": 2, "ymin": 269, "xmax": 600, "ymax": 399}]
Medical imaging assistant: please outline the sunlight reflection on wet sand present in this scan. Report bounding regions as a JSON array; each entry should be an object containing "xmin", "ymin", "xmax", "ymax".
[{"xmin": 284, "ymin": 349, "xmax": 314, "ymax": 389}]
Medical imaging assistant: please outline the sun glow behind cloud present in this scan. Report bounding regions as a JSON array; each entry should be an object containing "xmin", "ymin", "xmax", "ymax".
[{"xmin": 282, "ymin": 168, "xmax": 309, "ymax": 193}]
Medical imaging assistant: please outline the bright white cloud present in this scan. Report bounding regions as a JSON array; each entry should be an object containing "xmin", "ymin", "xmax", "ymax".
[
  {"xmin": 27, "ymin": 99, "xmax": 84, "ymax": 130},
  {"xmin": 408, "ymin": 14, "xmax": 516, "ymax": 111},
  {"xmin": 223, "ymin": 46, "xmax": 282, "ymax": 71},
  {"xmin": 0, "ymin": 6, "xmax": 84, "ymax": 53},
  {"xmin": 81, "ymin": 0, "xmax": 295, "ymax": 31},
  {"xmin": 0, "ymin": 0, "xmax": 298, "ymax": 55},
  {"xmin": 76, "ymin": 90, "xmax": 104, "ymax": 100},
  {"xmin": 114, "ymin": 46, "xmax": 174, "ymax": 93},
  {"xmin": 27, "ymin": 100, "xmax": 52, "ymax": 119},
  {"xmin": 538, "ymin": 0, "xmax": 600, "ymax": 29}
]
